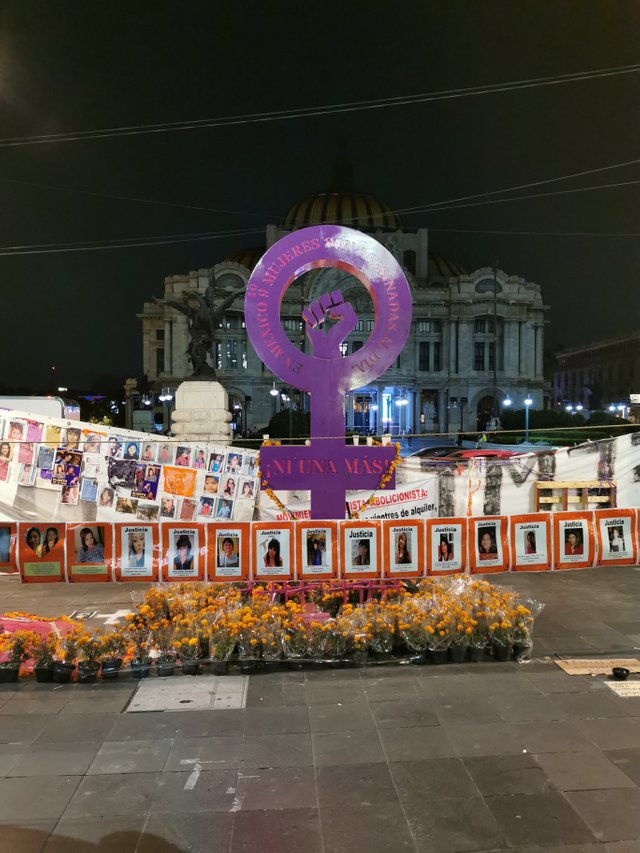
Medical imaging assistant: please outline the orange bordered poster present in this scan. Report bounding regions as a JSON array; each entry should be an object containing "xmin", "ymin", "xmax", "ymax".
[
  {"xmin": 66, "ymin": 523, "xmax": 113, "ymax": 582},
  {"xmin": 252, "ymin": 522, "xmax": 294, "ymax": 580},
  {"xmin": 552, "ymin": 511, "xmax": 595, "ymax": 570},
  {"xmin": 595, "ymin": 509, "xmax": 637, "ymax": 567},
  {"xmin": 114, "ymin": 523, "xmax": 160, "ymax": 582},
  {"xmin": 207, "ymin": 522, "xmax": 250, "ymax": 582},
  {"xmin": 295, "ymin": 521, "xmax": 338, "ymax": 580},
  {"xmin": 510, "ymin": 514, "xmax": 552, "ymax": 572},
  {"xmin": 18, "ymin": 523, "xmax": 66, "ymax": 583},
  {"xmin": 0, "ymin": 523, "xmax": 17, "ymax": 574},
  {"xmin": 426, "ymin": 518, "xmax": 467, "ymax": 576},
  {"xmin": 339, "ymin": 520, "xmax": 381, "ymax": 580},
  {"xmin": 382, "ymin": 520, "xmax": 424, "ymax": 578},
  {"xmin": 468, "ymin": 516, "xmax": 509, "ymax": 574},
  {"xmin": 161, "ymin": 522, "xmax": 206, "ymax": 582}
]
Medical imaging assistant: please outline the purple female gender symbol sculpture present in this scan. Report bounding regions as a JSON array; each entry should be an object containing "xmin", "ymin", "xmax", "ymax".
[{"xmin": 245, "ymin": 225, "xmax": 412, "ymax": 519}]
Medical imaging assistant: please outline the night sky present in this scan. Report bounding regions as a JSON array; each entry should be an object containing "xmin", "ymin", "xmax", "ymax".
[{"xmin": 1, "ymin": 1, "xmax": 639, "ymax": 391}]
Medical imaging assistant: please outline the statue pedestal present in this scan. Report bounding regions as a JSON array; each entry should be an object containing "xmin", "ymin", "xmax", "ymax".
[{"xmin": 171, "ymin": 381, "xmax": 232, "ymax": 444}]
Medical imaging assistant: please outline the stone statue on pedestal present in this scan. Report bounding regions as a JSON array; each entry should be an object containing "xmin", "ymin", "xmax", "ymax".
[{"xmin": 159, "ymin": 284, "xmax": 241, "ymax": 379}]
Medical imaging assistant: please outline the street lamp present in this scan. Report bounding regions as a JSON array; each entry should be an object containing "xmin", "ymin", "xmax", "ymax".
[
  {"xmin": 158, "ymin": 387, "xmax": 173, "ymax": 434},
  {"xmin": 575, "ymin": 403, "xmax": 583, "ymax": 412},
  {"xmin": 371, "ymin": 404, "xmax": 378, "ymax": 436},
  {"xmin": 608, "ymin": 404, "xmax": 616, "ymax": 413},
  {"xmin": 502, "ymin": 397, "xmax": 512, "ymax": 407},
  {"xmin": 524, "ymin": 397, "xmax": 533, "ymax": 443},
  {"xmin": 565, "ymin": 404, "xmax": 573, "ymax": 413}
]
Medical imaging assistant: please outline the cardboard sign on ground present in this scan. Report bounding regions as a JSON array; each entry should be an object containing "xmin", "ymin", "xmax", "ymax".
[
  {"xmin": 554, "ymin": 658, "xmax": 640, "ymax": 676},
  {"xmin": 605, "ymin": 680, "xmax": 640, "ymax": 698}
]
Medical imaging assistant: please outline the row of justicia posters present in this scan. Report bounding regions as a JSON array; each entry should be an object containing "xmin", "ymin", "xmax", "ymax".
[{"xmin": 0, "ymin": 509, "xmax": 637, "ymax": 583}]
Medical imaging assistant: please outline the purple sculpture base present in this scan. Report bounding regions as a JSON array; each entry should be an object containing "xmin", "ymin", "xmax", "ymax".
[{"xmin": 260, "ymin": 441, "xmax": 396, "ymax": 519}]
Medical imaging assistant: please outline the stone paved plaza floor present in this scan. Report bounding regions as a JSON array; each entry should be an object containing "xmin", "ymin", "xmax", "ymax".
[{"xmin": 1, "ymin": 567, "xmax": 640, "ymax": 852}]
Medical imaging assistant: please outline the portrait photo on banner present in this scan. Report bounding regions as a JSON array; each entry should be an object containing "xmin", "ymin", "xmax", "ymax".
[
  {"xmin": 562, "ymin": 521, "xmax": 586, "ymax": 559},
  {"xmin": 169, "ymin": 528, "xmax": 199, "ymax": 578},
  {"xmin": 122, "ymin": 526, "xmax": 152, "ymax": 574},
  {"xmin": 428, "ymin": 521, "xmax": 465, "ymax": 573},
  {"xmin": 510, "ymin": 515, "xmax": 551, "ymax": 570},
  {"xmin": 255, "ymin": 526, "xmax": 291, "ymax": 577},
  {"xmin": 598, "ymin": 513, "xmax": 634, "ymax": 562},
  {"xmin": 342, "ymin": 524, "xmax": 379, "ymax": 576},
  {"xmin": 216, "ymin": 531, "xmax": 240, "ymax": 570},
  {"xmin": 19, "ymin": 522, "xmax": 65, "ymax": 582},
  {"xmin": 73, "ymin": 525, "xmax": 106, "ymax": 565},
  {"xmin": 389, "ymin": 525, "xmax": 417, "ymax": 573},
  {"xmin": 477, "ymin": 523, "xmax": 499, "ymax": 560}
]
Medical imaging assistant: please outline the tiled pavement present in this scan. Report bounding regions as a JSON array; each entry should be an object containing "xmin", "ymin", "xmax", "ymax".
[{"xmin": 1, "ymin": 567, "xmax": 640, "ymax": 851}]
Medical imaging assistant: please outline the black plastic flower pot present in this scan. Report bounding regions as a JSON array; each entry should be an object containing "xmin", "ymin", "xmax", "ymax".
[
  {"xmin": 52, "ymin": 661, "xmax": 76, "ymax": 684},
  {"xmin": 239, "ymin": 659, "xmax": 257, "ymax": 674},
  {"xmin": 449, "ymin": 645, "xmax": 468, "ymax": 664},
  {"xmin": 181, "ymin": 660, "xmax": 202, "ymax": 676},
  {"xmin": 492, "ymin": 643, "xmax": 513, "ymax": 662},
  {"xmin": 131, "ymin": 660, "xmax": 152, "ymax": 679},
  {"xmin": 77, "ymin": 662, "xmax": 100, "ymax": 684},
  {"xmin": 101, "ymin": 658, "xmax": 123, "ymax": 680},
  {"xmin": 469, "ymin": 646, "xmax": 487, "ymax": 662},
  {"xmin": 429, "ymin": 649, "xmax": 448, "ymax": 665},
  {"xmin": 0, "ymin": 663, "xmax": 20, "ymax": 683},
  {"xmin": 210, "ymin": 660, "xmax": 229, "ymax": 675},
  {"xmin": 156, "ymin": 659, "xmax": 176, "ymax": 678},
  {"xmin": 34, "ymin": 664, "xmax": 54, "ymax": 683}
]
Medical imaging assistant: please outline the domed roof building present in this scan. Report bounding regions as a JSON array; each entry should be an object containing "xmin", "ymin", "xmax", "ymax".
[{"xmin": 141, "ymin": 185, "xmax": 546, "ymax": 437}]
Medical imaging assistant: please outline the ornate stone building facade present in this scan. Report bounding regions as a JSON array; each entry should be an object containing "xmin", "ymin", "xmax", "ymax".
[{"xmin": 139, "ymin": 190, "xmax": 547, "ymax": 434}]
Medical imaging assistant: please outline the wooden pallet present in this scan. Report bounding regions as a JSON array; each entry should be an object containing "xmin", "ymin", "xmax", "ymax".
[{"xmin": 534, "ymin": 480, "xmax": 616, "ymax": 512}]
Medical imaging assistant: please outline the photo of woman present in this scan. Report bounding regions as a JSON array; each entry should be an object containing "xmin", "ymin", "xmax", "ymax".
[
  {"xmin": 564, "ymin": 529, "xmax": 584, "ymax": 556},
  {"xmin": 99, "ymin": 486, "xmax": 115, "ymax": 508},
  {"xmin": 264, "ymin": 538, "xmax": 283, "ymax": 568},
  {"xmin": 239, "ymin": 479, "xmax": 254, "ymax": 499},
  {"xmin": 127, "ymin": 531, "xmax": 146, "ymax": 568},
  {"xmin": 179, "ymin": 499, "xmax": 197, "ymax": 521},
  {"xmin": 25, "ymin": 527, "xmax": 42, "ymax": 556},
  {"xmin": 353, "ymin": 539, "xmax": 370, "ymax": 566},
  {"xmin": 173, "ymin": 534, "xmax": 194, "ymax": 572},
  {"xmin": 525, "ymin": 531, "xmax": 537, "ymax": 554},
  {"xmin": 107, "ymin": 437, "xmax": 122, "ymax": 458},
  {"xmin": 0, "ymin": 442, "xmax": 12, "ymax": 462},
  {"xmin": 395, "ymin": 532, "xmax": 412, "ymax": 565},
  {"xmin": 609, "ymin": 526, "xmax": 625, "ymax": 553},
  {"xmin": 226, "ymin": 453, "xmax": 242, "ymax": 474},
  {"xmin": 217, "ymin": 536, "xmax": 239, "ymax": 568},
  {"xmin": 194, "ymin": 448, "xmax": 206, "ymax": 469},
  {"xmin": 198, "ymin": 496, "xmax": 214, "ymax": 517},
  {"xmin": 18, "ymin": 441, "xmax": 34, "ymax": 465},
  {"xmin": 203, "ymin": 475, "xmax": 219, "ymax": 495},
  {"xmin": 174, "ymin": 446, "xmax": 191, "ymax": 466},
  {"xmin": 222, "ymin": 477, "xmax": 236, "ymax": 499},
  {"xmin": 83, "ymin": 433, "xmax": 102, "ymax": 454},
  {"xmin": 160, "ymin": 497, "xmax": 176, "ymax": 518},
  {"xmin": 61, "ymin": 427, "xmax": 81, "ymax": 449},
  {"xmin": 125, "ymin": 442, "xmax": 140, "ymax": 461},
  {"xmin": 158, "ymin": 444, "xmax": 171, "ymax": 464},
  {"xmin": 208, "ymin": 453, "xmax": 224, "ymax": 473},
  {"xmin": 142, "ymin": 444, "xmax": 155, "ymax": 462},
  {"xmin": 437, "ymin": 535, "xmax": 454, "ymax": 562},
  {"xmin": 307, "ymin": 536, "xmax": 324, "ymax": 567},
  {"xmin": 477, "ymin": 527, "xmax": 498, "ymax": 561},
  {"xmin": 216, "ymin": 498, "xmax": 232, "ymax": 519},
  {"xmin": 78, "ymin": 527, "xmax": 104, "ymax": 563}
]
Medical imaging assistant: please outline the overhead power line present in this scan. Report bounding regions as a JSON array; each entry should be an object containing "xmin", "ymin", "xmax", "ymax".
[{"xmin": 0, "ymin": 64, "xmax": 638, "ymax": 148}]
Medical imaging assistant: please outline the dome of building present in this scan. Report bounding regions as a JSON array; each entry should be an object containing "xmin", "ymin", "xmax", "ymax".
[
  {"xmin": 427, "ymin": 254, "xmax": 467, "ymax": 281},
  {"xmin": 223, "ymin": 247, "xmax": 266, "ymax": 270},
  {"xmin": 282, "ymin": 190, "xmax": 403, "ymax": 231}
]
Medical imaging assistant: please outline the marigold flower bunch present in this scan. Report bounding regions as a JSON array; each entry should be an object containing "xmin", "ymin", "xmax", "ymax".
[{"xmin": 0, "ymin": 629, "xmax": 40, "ymax": 664}]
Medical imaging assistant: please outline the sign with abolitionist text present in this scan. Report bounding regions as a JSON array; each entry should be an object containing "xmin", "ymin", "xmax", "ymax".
[{"xmin": 245, "ymin": 226, "xmax": 412, "ymax": 519}]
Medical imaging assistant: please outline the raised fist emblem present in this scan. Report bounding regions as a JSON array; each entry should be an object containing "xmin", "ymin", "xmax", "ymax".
[{"xmin": 301, "ymin": 290, "xmax": 358, "ymax": 359}]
